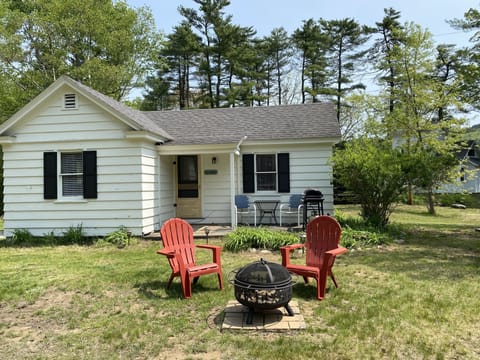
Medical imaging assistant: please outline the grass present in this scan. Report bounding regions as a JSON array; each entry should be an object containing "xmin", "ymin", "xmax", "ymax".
[{"xmin": 0, "ymin": 204, "xmax": 479, "ymax": 359}]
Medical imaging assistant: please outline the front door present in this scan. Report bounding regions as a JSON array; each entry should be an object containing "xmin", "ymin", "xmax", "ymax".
[{"xmin": 176, "ymin": 155, "xmax": 202, "ymax": 218}]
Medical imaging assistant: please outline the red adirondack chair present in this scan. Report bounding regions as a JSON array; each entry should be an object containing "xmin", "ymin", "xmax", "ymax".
[
  {"xmin": 157, "ymin": 218, "xmax": 224, "ymax": 298},
  {"xmin": 280, "ymin": 216, "xmax": 347, "ymax": 300}
]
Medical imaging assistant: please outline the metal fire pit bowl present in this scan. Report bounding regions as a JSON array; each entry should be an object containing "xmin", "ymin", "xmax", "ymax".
[{"xmin": 229, "ymin": 258, "xmax": 295, "ymax": 324}]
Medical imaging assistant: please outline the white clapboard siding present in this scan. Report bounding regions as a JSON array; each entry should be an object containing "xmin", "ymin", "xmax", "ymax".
[
  {"xmin": 139, "ymin": 147, "xmax": 159, "ymax": 234},
  {"xmin": 2, "ymin": 80, "xmax": 339, "ymax": 235},
  {"xmin": 200, "ymin": 153, "xmax": 231, "ymax": 224},
  {"xmin": 2, "ymin": 88, "xmax": 159, "ymax": 237},
  {"xmin": 238, "ymin": 144, "xmax": 335, "ymax": 220},
  {"xmin": 184, "ymin": 145, "xmax": 336, "ymax": 225},
  {"xmin": 157, "ymin": 155, "xmax": 175, "ymax": 227}
]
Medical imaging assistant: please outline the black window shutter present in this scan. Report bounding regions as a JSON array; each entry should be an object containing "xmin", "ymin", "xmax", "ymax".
[
  {"xmin": 242, "ymin": 154, "xmax": 255, "ymax": 193},
  {"xmin": 44, "ymin": 152, "xmax": 58, "ymax": 199},
  {"xmin": 277, "ymin": 153, "xmax": 290, "ymax": 193},
  {"xmin": 83, "ymin": 151, "xmax": 97, "ymax": 199}
]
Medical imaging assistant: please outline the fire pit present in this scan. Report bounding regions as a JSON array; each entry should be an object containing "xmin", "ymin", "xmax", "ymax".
[{"xmin": 230, "ymin": 258, "xmax": 294, "ymax": 324}]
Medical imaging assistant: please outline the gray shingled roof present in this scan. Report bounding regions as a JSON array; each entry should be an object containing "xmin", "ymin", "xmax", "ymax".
[
  {"xmin": 65, "ymin": 77, "xmax": 340, "ymax": 146},
  {"xmin": 143, "ymin": 103, "xmax": 340, "ymax": 145}
]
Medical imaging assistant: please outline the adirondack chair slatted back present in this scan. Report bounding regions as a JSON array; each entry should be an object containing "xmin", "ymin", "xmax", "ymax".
[
  {"xmin": 158, "ymin": 217, "xmax": 224, "ymax": 298},
  {"xmin": 305, "ymin": 216, "xmax": 342, "ymax": 268},
  {"xmin": 160, "ymin": 218, "xmax": 196, "ymax": 271},
  {"xmin": 281, "ymin": 215, "xmax": 346, "ymax": 300}
]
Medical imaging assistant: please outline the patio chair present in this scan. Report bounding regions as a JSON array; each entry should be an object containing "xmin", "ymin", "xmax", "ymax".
[
  {"xmin": 279, "ymin": 194, "xmax": 304, "ymax": 226},
  {"xmin": 157, "ymin": 218, "xmax": 224, "ymax": 298},
  {"xmin": 280, "ymin": 216, "xmax": 347, "ymax": 300},
  {"xmin": 234, "ymin": 195, "xmax": 257, "ymax": 227}
]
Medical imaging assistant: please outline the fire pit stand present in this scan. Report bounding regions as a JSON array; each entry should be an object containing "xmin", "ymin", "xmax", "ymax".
[{"xmin": 229, "ymin": 258, "xmax": 295, "ymax": 324}]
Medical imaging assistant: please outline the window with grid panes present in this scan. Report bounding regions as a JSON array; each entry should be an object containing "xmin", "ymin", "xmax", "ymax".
[
  {"xmin": 255, "ymin": 154, "xmax": 276, "ymax": 191},
  {"xmin": 61, "ymin": 152, "xmax": 83, "ymax": 196}
]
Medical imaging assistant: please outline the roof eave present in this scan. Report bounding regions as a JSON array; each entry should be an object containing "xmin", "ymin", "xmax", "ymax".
[
  {"xmin": 157, "ymin": 143, "xmax": 236, "ymax": 155},
  {"xmin": 0, "ymin": 136, "xmax": 16, "ymax": 144},
  {"xmin": 125, "ymin": 130, "xmax": 168, "ymax": 144},
  {"xmin": 156, "ymin": 136, "xmax": 341, "ymax": 155}
]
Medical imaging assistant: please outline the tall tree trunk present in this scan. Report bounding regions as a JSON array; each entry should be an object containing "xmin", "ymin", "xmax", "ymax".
[
  {"xmin": 426, "ymin": 189, "xmax": 436, "ymax": 215},
  {"xmin": 300, "ymin": 54, "xmax": 306, "ymax": 104},
  {"xmin": 407, "ymin": 182, "xmax": 414, "ymax": 205},
  {"xmin": 276, "ymin": 53, "xmax": 282, "ymax": 105},
  {"xmin": 336, "ymin": 42, "xmax": 343, "ymax": 123}
]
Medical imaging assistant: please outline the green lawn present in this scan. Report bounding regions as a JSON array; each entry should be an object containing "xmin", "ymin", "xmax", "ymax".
[{"xmin": 0, "ymin": 205, "xmax": 479, "ymax": 359}]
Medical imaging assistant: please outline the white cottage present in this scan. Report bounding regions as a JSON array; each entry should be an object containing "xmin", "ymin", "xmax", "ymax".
[{"xmin": 0, "ymin": 76, "xmax": 341, "ymax": 237}]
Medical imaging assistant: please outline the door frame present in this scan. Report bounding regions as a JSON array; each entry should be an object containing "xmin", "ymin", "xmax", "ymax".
[{"xmin": 175, "ymin": 155, "xmax": 202, "ymax": 218}]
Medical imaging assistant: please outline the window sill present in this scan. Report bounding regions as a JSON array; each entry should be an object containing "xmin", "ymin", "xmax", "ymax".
[{"xmin": 54, "ymin": 199, "xmax": 88, "ymax": 204}]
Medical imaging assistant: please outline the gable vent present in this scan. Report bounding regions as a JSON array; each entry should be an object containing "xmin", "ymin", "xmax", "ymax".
[{"xmin": 64, "ymin": 93, "xmax": 77, "ymax": 109}]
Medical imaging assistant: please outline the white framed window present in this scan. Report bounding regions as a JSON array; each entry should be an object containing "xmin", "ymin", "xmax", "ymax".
[
  {"xmin": 255, "ymin": 154, "xmax": 277, "ymax": 191},
  {"xmin": 242, "ymin": 153, "xmax": 289, "ymax": 194},
  {"xmin": 44, "ymin": 150, "xmax": 97, "ymax": 200},
  {"xmin": 60, "ymin": 152, "xmax": 83, "ymax": 197}
]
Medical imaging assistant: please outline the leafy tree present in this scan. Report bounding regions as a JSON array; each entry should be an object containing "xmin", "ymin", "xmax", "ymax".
[
  {"xmin": 384, "ymin": 23, "xmax": 466, "ymax": 213},
  {"xmin": 368, "ymin": 8, "xmax": 405, "ymax": 113},
  {"xmin": 140, "ymin": 71, "xmax": 173, "ymax": 111},
  {"xmin": 433, "ymin": 44, "xmax": 463, "ymax": 122},
  {"xmin": 332, "ymin": 138, "xmax": 407, "ymax": 227},
  {"xmin": 319, "ymin": 18, "xmax": 370, "ymax": 122},
  {"xmin": 220, "ymin": 23, "xmax": 258, "ymax": 107},
  {"xmin": 292, "ymin": 19, "xmax": 328, "ymax": 104},
  {"xmin": 179, "ymin": 0, "xmax": 235, "ymax": 108},
  {"xmin": 263, "ymin": 27, "xmax": 293, "ymax": 105},
  {"xmin": 0, "ymin": 0, "xmax": 161, "ymax": 121},
  {"xmin": 158, "ymin": 22, "xmax": 201, "ymax": 109},
  {"xmin": 337, "ymin": 23, "xmax": 467, "ymax": 219},
  {"xmin": 448, "ymin": 8, "xmax": 480, "ymax": 111}
]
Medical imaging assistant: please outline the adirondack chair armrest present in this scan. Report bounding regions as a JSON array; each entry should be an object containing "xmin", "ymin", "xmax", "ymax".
[
  {"xmin": 325, "ymin": 246, "xmax": 348, "ymax": 257},
  {"xmin": 157, "ymin": 248, "xmax": 189, "ymax": 275},
  {"xmin": 157, "ymin": 248, "xmax": 176, "ymax": 258},
  {"xmin": 280, "ymin": 243, "xmax": 305, "ymax": 267},
  {"xmin": 196, "ymin": 244, "xmax": 221, "ymax": 251},
  {"xmin": 282, "ymin": 243, "xmax": 305, "ymax": 250},
  {"xmin": 196, "ymin": 244, "xmax": 222, "ymax": 264}
]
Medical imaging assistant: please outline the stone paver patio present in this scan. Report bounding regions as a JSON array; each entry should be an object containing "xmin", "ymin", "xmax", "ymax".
[{"xmin": 221, "ymin": 300, "xmax": 306, "ymax": 331}]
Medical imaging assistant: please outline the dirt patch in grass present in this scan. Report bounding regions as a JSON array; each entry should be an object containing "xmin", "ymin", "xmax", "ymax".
[
  {"xmin": 0, "ymin": 287, "xmax": 219, "ymax": 359},
  {"xmin": 0, "ymin": 288, "xmax": 80, "ymax": 357}
]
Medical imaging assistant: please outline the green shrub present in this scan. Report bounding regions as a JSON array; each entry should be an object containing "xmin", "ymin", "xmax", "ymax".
[
  {"xmin": 335, "ymin": 210, "xmax": 391, "ymax": 248},
  {"xmin": 102, "ymin": 226, "xmax": 132, "ymax": 248},
  {"xmin": 224, "ymin": 226, "xmax": 300, "ymax": 252},
  {"xmin": 4, "ymin": 229, "xmax": 58, "ymax": 247},
  {"xmin": 8, "ymin": 228, "xmax": 35, "ymax": 246},
  {"xmin": 435, "ymin": 193, "xmax": 480, "ymax": 208},
  {"xmin": 63, "ymin": 224, "xmax": 85, "ymax": 245},
  {"xmin": 42, "ymin": 230, "xmax": 57, "ymax": 245},
  {"xmin": 340, "ymin": 226, "xmax": 389, "ymax": 248}
]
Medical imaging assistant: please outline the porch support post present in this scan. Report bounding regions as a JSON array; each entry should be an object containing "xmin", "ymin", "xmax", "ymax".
[{"xmin": 230, "ymin": 152, "xmax": 236, "ymax": 228}]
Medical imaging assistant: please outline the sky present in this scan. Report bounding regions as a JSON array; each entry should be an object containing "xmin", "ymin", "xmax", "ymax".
[
  {"xmin": 125, "ymin": 0, "xmax": 480, "ymax": 125},
  {"xmin": 126, "ymin": 0, "xmax": 477, "ymax": 45}
]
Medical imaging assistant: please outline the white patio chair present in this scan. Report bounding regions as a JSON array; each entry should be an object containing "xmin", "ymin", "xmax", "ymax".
[
  {"xmin": 234, "ymin": 195, "xmax": 257, "ymax": 227},
  {"xmin": 279, "ymin": 194, "xmax": 303, "ymax": 226}
]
